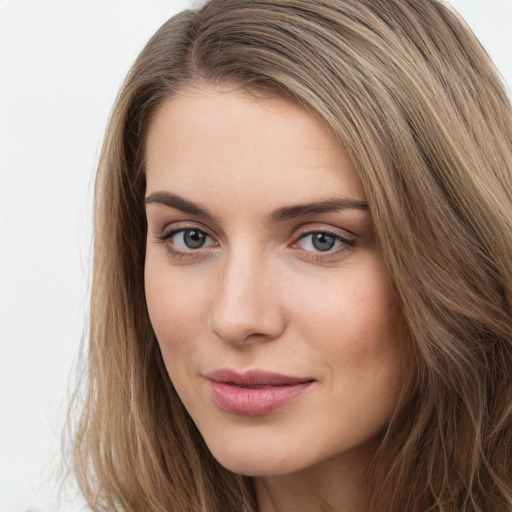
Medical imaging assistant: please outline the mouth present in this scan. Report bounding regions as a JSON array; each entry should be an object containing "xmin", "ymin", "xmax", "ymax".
[
  {"xmin": 205, "ymin": 368, "xmax": 315, "ymax": 416},
  {"xmin": 206, "ymin": 368, "xmax": 314, "ymax": 386}
]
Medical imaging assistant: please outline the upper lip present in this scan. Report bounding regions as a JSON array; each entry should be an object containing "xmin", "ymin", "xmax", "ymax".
[{"xmin": 205, "ymin": 368, "xmax": 314, "ymax": 386}]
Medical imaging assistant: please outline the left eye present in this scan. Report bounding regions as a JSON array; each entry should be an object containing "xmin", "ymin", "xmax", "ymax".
[
  {"xmin": 167, "ymin": 229, "xmax": 216, "ymax": 250},
  {"xmin": 295, "ymin": 232, "xmax": 348, "ymax": 252}
]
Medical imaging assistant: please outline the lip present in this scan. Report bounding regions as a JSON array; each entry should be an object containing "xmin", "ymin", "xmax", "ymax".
[{"xmin": 205, "ymin": 368, "xmax": 315, "ymax": 416}]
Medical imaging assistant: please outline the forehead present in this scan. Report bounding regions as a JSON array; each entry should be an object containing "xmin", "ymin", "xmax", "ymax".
[{"xmin": 145, "ymin": 85, "xmax": 365, "ymax": 207}]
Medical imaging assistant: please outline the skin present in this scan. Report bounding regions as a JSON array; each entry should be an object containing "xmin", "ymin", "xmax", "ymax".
[{"xmin": 144, "ymin": 84, "xmax": 409, "ymax": 512}]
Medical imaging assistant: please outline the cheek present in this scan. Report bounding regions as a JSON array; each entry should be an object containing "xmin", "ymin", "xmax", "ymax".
[
  {"xmin": 144, "ymin": 253, "xmax": 211, "ymax": 361},
  {"xmin": 289, "ymin": 260, "xmax": 405, "ymax": 401},
  {"xmin": 292, "ymin": 263, "xmax": 397, "ymax": 351}
]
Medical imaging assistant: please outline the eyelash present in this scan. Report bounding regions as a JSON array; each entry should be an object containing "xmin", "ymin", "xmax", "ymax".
[
  {"xmin": 154, "ymin": 225, "xmax": 354, "ymax": 261},
  {"xmin": 155, "ymin": 226, "xmax": 217, "ymax": 259},
  {"xmin": 291, "ymin": 229, "xmax": 354, "ymax": 260}
]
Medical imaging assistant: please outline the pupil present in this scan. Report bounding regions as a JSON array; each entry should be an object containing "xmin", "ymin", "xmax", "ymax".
[
  {"xmin": 184, "ymin": 230, "xmax": 206, "ymax": 249},
  {"xmin": 312, "ymin": 233, "xmax": 335, "ymax": 252}
]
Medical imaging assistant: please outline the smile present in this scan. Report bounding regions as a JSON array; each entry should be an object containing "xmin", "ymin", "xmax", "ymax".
[{"xmin": 205, "ymin": 369, "xmax": 315, "ymax": 416}]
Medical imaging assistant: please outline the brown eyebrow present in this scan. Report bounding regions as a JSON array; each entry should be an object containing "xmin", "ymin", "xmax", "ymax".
[
  {"xmin": 267, "ymin": 197, "xmax": 369, "ymax": 223},
  {"xmin": 145, "ymin": 191, "xmax": 368, "ymax": 222},
  {"xmin": 145, "ymin": 191, "xmax": 214, "ymax": 219}
]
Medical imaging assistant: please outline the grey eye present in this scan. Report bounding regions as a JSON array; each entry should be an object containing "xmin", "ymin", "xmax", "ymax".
[
  {"xmin": 295, "ymin": 230, "xmax": 351, "ymax": 254},
  {"xmin": 182, "ymin": 229, "xmax": 207, "ymax": 249},
  {"xmin": 166, "ymin": 228, "xmax": 214, "ymax": 251},
  {"xmin": 311, "ymin": 233, "xmax": 337, "ymax": 252}
]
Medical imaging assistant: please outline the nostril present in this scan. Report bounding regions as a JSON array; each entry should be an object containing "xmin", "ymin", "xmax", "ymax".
[
  {"xmin": 208, "ymin": 263, "xmax": 286, "ymax": 344},
  {"xmin": 209, "ymin": 309, "xmax": 285, "ymax": 346}
]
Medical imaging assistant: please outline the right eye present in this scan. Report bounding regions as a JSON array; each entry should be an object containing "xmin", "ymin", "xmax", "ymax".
[{"xmin": 162, "ymin": 228, "xmax": 217, "ymax": 252}]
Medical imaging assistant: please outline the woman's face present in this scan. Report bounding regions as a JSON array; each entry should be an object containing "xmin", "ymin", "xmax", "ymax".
[{"xmin": 144, "ymin": 85, "xmax": 408, "ymax": 478}]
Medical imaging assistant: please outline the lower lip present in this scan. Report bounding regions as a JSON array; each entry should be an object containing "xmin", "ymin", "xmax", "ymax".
[{"xmin": 208, "ymin": 380, "xmax": 313, "ymax": 416}]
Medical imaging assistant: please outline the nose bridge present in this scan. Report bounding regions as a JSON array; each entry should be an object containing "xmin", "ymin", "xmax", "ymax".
[{"xmin": 209, "ymin": 243, "xmax": 284, "ymax": 345}]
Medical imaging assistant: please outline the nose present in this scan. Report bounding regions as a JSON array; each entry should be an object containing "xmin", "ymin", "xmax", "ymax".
[{"xmin": 208, "ymin": 250, "xmax": 286, "ymax": 346}]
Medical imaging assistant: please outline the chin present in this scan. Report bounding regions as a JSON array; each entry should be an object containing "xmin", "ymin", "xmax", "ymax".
[
  {"xmin": 215, "ymin": 455, "xmax": 300, "ymax": 478},
  {"xmin": 205, "ymin": 434, "xmax": 304, "ymax": 477},
  {"xmin": 209, "ymin": 436, "xmax": 324, "ymax": 477}
]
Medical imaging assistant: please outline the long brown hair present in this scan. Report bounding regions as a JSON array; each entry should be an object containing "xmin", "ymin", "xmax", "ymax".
[{"xmin": 69, "ymin": 1, "xmax": 512, "ymax": 510}]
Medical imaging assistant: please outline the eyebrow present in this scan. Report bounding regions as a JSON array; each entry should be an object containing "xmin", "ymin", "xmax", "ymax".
[
  {"xmin": 145, "ymin": 191, "xmax": 368, "ymax": 222},
  {"xmin": 145, "ymin": 191, "xmax": 214, "ymax": 218},
  {"xmin": 267, "ymin": 196, "xmax": 368, "ymax": 223}
]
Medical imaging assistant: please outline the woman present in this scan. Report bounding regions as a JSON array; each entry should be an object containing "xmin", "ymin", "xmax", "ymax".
[{"xmin": 70, "ymin": 0, "xmax": 512, "ymax": 510}]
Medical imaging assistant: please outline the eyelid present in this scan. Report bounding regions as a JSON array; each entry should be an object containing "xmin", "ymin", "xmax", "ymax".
[
  {"xmin": 293, "ymin": 230, "xmax": 353, "ymax": 248},
  {"xmin": 157, "ymin": 221, "xmax": 216, "ymax": 240},
  {"xmin": 291, "ymin": 223, "xmax": 355, "ymax": 243},
  {"xmin": 153, "ymin": 221, "xmax": 219, "ymax": 258},
  {"xmin": 152, "ymin": 220, "xmax": 355, "ymax": 261},
  {"xmin": 289, "ymin": 225, "xmax": 355, "ymax": 259},
  {"xmin": 160, "ymin": 228, "xmax": 216, "ymax": 246}
]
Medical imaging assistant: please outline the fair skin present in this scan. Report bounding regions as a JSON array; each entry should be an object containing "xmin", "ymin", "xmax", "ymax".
[{"xmin": 144, "ymin": 84, "xmax": 408, "ymax": 512}]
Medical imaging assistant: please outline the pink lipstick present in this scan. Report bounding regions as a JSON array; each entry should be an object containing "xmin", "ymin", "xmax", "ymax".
[{"xmin": 206, "ymin": 369, "xmax": 314, "ymax": 416}]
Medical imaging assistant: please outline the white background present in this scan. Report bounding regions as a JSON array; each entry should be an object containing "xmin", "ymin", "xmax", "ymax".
[{"xmin": 0, "ymin": 1, "xmax": 511, "ymax": 511}]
